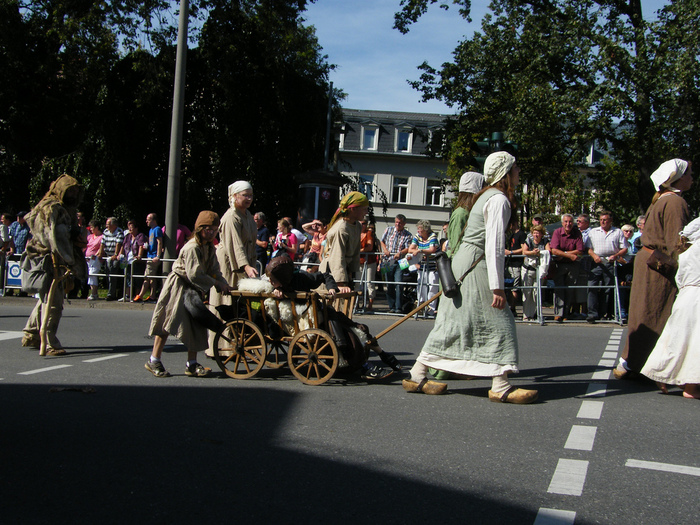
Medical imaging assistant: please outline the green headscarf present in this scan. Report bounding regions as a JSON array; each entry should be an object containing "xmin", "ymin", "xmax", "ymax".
[{"xmin": 327, "ymin": 191, "xmax": 369, "ymax": 229}]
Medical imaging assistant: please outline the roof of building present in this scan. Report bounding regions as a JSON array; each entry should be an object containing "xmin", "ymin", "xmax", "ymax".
[{"xmin": 341, "ymin": 108, "xmax": 449, "ymax": 126}]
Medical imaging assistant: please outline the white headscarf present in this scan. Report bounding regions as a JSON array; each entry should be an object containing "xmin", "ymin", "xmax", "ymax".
[
  {"xmin": 484, "ymin": 151, "xmax": 516, "ymax": 186},
  {"xmin": 650, "ymin": 159, "xmax": 689, "ymax": 191},
  {"xmin": 228, "ymin": 180, "xmax": 253, "ymax": 207},
  {"xmin": 459, "ymin": 171, "xmax": 485, "ymax": 194},
  {"xmin": 680, "ymin": 216, "xmax": 700, "ymax": 243}
]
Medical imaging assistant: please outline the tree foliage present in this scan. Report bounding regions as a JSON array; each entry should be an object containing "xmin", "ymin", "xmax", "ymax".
[
  {"xmin": 0, "ymin": 0, "xmax": 336, "ymax": 229},
  {"xmin": 396, "ymin": 0, "xmax": 700, "ymax": 223}
]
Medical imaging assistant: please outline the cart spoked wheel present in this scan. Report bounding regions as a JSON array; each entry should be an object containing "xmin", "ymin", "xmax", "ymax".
[
  {"xmin": 265, "ymin": 339, "xmax": 288, "ymax": 369},
  {"xmin": 213, "ymin": 319, "xmax": 266, "ymax": 379},
  {"xmin": 287, "ymin": 329, "xmax": 338, "ymax": 385}
]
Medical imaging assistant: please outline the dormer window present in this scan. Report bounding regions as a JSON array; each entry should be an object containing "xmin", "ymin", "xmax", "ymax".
[
  {"xmin": 361, "ymin": 124, "xmax": 379, "ymax": 150},
  {"xmin": 395, "ymin": 128, "xmax": 413, "ymax": 153}
]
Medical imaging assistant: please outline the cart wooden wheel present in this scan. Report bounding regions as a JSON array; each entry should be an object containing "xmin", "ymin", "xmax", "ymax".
[
  {"xmin": 265, "ymin": 339, "xmax": 288, "ymax": 369},
  {"xmin": 287, "ymin": 329, "xmax": 338, "ymax": 385},
  {"xmin": 213, "ymin": 319, "xmax": 266, "ymax": 379}
]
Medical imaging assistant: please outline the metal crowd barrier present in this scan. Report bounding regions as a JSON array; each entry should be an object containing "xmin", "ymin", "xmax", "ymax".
[{"xmin": 1, "ymin": 250, "xmax": 629, "ymax": 325}]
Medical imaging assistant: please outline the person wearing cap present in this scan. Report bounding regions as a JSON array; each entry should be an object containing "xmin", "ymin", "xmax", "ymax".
[
  {"xmin": 206, "ymin": 180, "xmax": 258, "ymax": 356},
  {"xmin": 615, "ymin": 159, "xmax": 692, "ymax": 379},
  {"xmin": 403, "ymin": 151, "xmax": 538, "ymax": 403},
  {"xmin": 446, "ymin": 171, "xmax": 484, "ymax": 258},
  {"xmin": 8, "ymin": 211, "xmax": 31, "ymax": 256},
  {"xmin": 146, "ymin": 211, "xmax": 232, "ymax": 378},
  {"xmin": 640, "ymin": 217, "xmax": 700, "ymax": 399}
]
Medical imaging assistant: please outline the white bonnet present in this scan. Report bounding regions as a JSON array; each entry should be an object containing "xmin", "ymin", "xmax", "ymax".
[
  {"xmin": 228, "ymin": 180, "xmax": 253, "ymax": 207},
  {"xmin": 650, "ymin": 159, "xmax": 688, "ymax": 191},
  {"xmin": 484, "ymin": 151, "xmax": 516, "ymax": 186},
  {"xmin": 680, "ymin": 216, "xmax": 700, "ymax": 243},
  {"xmin": 459, "ymin": 171, "xmax": 485, "ymax": 194}
]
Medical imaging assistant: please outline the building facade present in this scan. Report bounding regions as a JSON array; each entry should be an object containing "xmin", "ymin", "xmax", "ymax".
[{"xmin": 338, "ymin": 108, "xmax": 454, "ymax": 235}]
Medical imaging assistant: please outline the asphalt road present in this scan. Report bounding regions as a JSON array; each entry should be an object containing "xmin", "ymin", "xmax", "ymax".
[{"xmin": 0, "ymin": 297, "xmax": 698, "ymax": 524}]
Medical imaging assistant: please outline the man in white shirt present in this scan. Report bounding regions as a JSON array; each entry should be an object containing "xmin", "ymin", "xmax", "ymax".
[{"xmin": 585, "ymin": 210, "xmax": 627, "ymax": 322}]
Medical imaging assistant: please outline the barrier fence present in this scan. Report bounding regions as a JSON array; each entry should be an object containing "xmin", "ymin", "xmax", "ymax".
[{"xmin": 1, "ymin": 251, "xmax": 629, "ymax": 325}]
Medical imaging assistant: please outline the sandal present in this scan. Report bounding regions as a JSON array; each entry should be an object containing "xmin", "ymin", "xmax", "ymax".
[
  {"xmin": 46, "ymin": 347, "xmax": 67, "ymax": 356},
  {"xmin": 488, "ymin": 386, "xmax": 538, "ymax": 404},
  {"xmin": 402, "ymin": 378, "xmax": 447, "ymax": 395},
  {"xmin": 185, "ymin": 363, "xmax": 211, "ymax": 377}
]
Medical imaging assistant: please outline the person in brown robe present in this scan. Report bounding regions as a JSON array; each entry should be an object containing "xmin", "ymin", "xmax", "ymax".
[{"xmin": 615, "ymin": 159, "xmax": 693, "ymax": 377}]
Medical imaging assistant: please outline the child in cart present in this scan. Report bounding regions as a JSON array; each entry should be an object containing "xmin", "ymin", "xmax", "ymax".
[{"xmin": 265, "ymin": 255, "xmax": 402, "ymax": 380}]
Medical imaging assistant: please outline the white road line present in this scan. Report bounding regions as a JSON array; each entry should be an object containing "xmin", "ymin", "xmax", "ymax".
[
  {"xmin": 534, "ymin": 508, "xmax": 576, "ymax": 525},
  {"xmin": 0, "ymin": 331, "xmax": 24, "ymax": 341},
  {"xmin": 548, "ymin": 459, "xmax": 589, "ymax": 496},
  {"xmin": 591, "ymin": 369, "xmax": 612, "ymax": 380},
  {"xmin": 584, "ymin": 383, "xmax": 607, "ymax": 397},
  {"xmin": 577, "ymin": 400, "xmax": 604, "ymax": 419},
  {"xmin": 83, "ymin": 354, "xmax": 129, "ymax": 363},
  {"xmin": 602, "ymin": 351, "xmax": 618, "ymax": 359},
  {"xmin": 564, "ymin": 425, "xmax": 597, "ymax": 451},
  {"xmin": 605, "ymin": 344, "xmax": 620, "ymax": 351},
  {"xmin": 608, "ymin": 336, "xmax": 621, "ymax": 341},
  {"xmin": 626, "ymin": 459, "xmax": 700, "ymax": 477},
  {"xmin": 598, "ymin": 359, "xmax": 616, "ymax": 367},
  {"xmin": 18, "ymin": 365, "xmax": 73, "ymax": 375}
]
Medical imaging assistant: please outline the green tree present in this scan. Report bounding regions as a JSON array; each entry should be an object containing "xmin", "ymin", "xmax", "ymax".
[
  {"xmin": 395, "ymin": 0, "xmax": 700, "ymax": 218},
  {"xmin": 1, "ymin": 0, "xmax": 337, "ymax": 229}
]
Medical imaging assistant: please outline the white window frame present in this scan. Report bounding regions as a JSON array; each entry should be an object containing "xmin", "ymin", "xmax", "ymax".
[
  {"xmin": 394, "ymin": 127, "xmax": 413, "ymax": 153},
  {"xmin": 361, "ymin": 124, "xmax": 379, "ymax": 151},
  {"xmin": 338, "ymin": 124, "xmax": 346, "ymax": 150},
  {"xmin": 392, "ymin": 176, "xmax": 409, "ymax": 204},
  {"xmin": 425, "ymin": 179, "xmax": 443, "ymax": 207}
]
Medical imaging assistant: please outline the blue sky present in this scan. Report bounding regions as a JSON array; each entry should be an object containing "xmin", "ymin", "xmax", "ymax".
[{"xmin": 304, "ymin": 0, "xmax": 669, "ymax": 115}]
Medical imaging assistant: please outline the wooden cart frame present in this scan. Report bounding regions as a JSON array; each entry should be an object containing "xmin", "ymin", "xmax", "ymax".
[{"xmin": 212, "ymin": 291, "xmax": 357, "ymax": 385}]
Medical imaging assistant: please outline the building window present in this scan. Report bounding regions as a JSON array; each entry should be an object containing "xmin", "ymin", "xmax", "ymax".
[
  {"xmin": 395, "ymin": 129, "xmax": 413, "ymax": 153},
  {"xmin": 426, "ymin": 179, "xmax": 442, "ymax": 206},
  {"xmin": 361, "ymin": 125, "xmax": 378, "ymax": 150},
  {"xmin": 358, "ymin": 174, "xmax": 374, "ymax": 201},
  {"xmin": 392, "ymin": 177, "xmax": 409, "ymax": 204}
]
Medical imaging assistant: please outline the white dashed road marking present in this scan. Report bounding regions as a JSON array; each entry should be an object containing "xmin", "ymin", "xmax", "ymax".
[
  {"xmin": 577, "ymin": 400, "xmax": 604, "ymax": 419},
  {"xmin": 533, "ymin": 508, "xmax": 576, "ymax": 525},
  {"xmin": 83, "ymin": 354, "xmax": 129, "ymax": 363},
  {"xmin": 564, "ymin": 425, "xmax": 597, "ymax": 451},
  {"xmin": 0, "ymin": 331, "xmax": 23, "ymax": 341},
  {"xmin": 18, "ymin": 365, "xmax": 73, "ymax": 375},
  {"xmin": 626, "ymin": 459, "xmax": 700, "ymax": 477},
  {"xmin": 547, "ymin": 459, "xmax": 589, "ymax": 496}
]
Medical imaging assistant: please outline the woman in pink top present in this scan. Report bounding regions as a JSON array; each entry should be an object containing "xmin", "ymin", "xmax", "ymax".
[{"xmin": 85, "ymin": 220, "xmax": 103, "ymax": 300}]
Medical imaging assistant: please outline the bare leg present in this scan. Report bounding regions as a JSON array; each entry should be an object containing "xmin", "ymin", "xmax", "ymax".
[
  {"xmin": 683, "ymin": 384, "xmax": 700, "ymax": 399},
  {"xmin": 151, "ymin": 334, "xmax": 167, "ymax": 360}
]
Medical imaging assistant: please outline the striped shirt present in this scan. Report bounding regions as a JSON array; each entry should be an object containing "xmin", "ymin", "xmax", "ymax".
[{"xmin": 101, "ymin": 227, "xmax": 124, "ymax": 257}]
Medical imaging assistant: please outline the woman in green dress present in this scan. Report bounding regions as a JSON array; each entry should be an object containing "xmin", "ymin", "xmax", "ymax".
[{"xmin": 403, "ymin": 151, "xmax": 538, "ymax": 404}]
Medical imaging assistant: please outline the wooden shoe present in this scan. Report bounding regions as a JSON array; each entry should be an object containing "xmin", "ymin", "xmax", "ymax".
[
  {"xmin": 488, "ymin": 387, "xmax": 538, "ymax": 404},
  {"xmin": 402, "ymin": 378, "xmax": 447, "ymax": 395}
]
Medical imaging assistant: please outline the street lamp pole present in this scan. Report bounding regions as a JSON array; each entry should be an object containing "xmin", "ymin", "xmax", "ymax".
[{"xmin": 164, "ymin": 0, "xmax": 189, "ymax": 265}]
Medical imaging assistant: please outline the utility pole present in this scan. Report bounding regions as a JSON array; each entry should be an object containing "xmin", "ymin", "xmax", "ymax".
[{"xmin": 163, "ymin": 0, "xmax": 189, "ymax": 266}]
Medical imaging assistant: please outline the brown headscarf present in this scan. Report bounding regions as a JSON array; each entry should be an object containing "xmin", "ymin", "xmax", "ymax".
[{"xmin": 194, "ymin": 211, "xmax": 220, "ymax": 234}]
